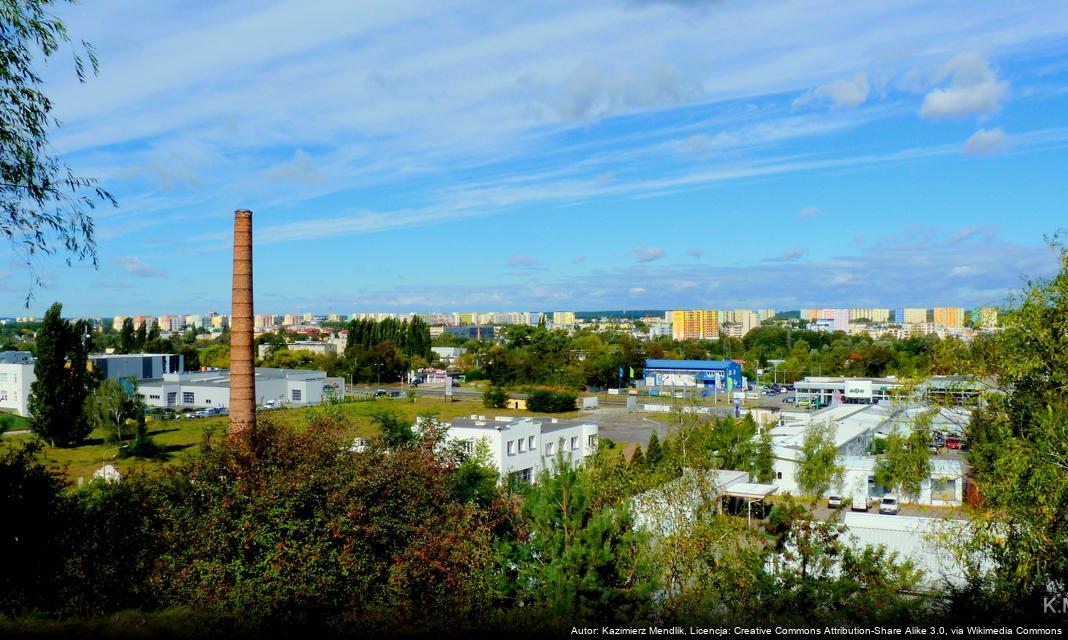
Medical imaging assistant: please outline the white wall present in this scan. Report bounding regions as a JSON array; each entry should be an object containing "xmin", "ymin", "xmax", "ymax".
[
  {"xmin": 446, "ymin": 417, "xmax": 598, "ymax": 484},
  {"xmin": 0, "ymin": 363, "xmax": 35, "ymax": 417}
]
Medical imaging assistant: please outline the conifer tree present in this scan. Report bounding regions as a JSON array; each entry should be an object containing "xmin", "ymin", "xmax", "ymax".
[{"xmin": 28, "ymin": 303, "xmax": 95, "ymax": 447}]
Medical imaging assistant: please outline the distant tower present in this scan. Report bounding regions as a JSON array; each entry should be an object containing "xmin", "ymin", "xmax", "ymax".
[{"xmin": 229, "ymin": 209, "xmax": 255, "ymax": 444}]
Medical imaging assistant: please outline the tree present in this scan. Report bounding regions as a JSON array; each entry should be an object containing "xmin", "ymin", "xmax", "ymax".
[
  {"xmin": 1, "ymin": 0, "xmax": 115, "ymax": 302},
  {"xmin": 753, "ymin": 430, "xmax": 776, "ymax": 483},
  {"xmin": 372, "ymin": 408, "xmax": 415, "ymax": 449},
  {"xmin": 134, "ymin": 321, "xmax": 147, "ymax": 352},
  {"xmin": 645, "ymin": 432, "xmax": 663, "ymax": 468},
  {"xmin": 874, "ymin": 426, "xmax": 931, "ymax": 500},
  {"xmin": 483, "ymin": 386, "xmax": 508, "ymax": 409},
  {"xmin": 28, "ymin": 303, "xmax": 94, "ymax": 447},
  {"xmin": 118, "ymin": 318, "xmax": 135, "ymax": 354},
  {"xmin": 83, "ymin": 380, "xmax": 146, "ymax": 453},
  {"xmin": 795, "ymin": 422, "xmax": 844, "ymax": 497}
]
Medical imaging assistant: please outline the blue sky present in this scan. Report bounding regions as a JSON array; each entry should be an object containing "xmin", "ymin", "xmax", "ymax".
[{"xmin": 3, "ymin": 0, "xmax": 1068, "ymax": 316}]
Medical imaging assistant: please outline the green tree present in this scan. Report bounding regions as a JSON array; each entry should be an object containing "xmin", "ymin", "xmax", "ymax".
[
  {"xmin": 874, "ymin": 426, "xmax": 931, "ymax": 500},
  {"xmin": 0, "ymin": 0, "xmax": 115, "ymax": 302},
  {"xmin": 372, "ymin": 408, "xmax": 415, "ymax": 449},
  {"xmin": 753, "ymin": 430, "xmax": 776, "ymax": 483},
  {"xmin": 28, "ymin": 303, "xmax": 94, "ymax": 447},
  {"xmin": 482, "ymin": 386, "xmax": 508, "ymax": 409},
  {"xmin": 83, "ymin": 380, "xmax": 147, "ymax": 453},
  {"xmin": 645, "ymin": 431, "xmax": 663, "ymax": 468},
  {"xmin": 511, "ymin": 455, "xmax": 655, "ymax": 623},
  {"xmin": 118, "ymin": 317, "xmax": 135, "ymax": 354},
  {"xmin": 795, "ymin": 422, "xmax": 844, "ymax": 497},
  {"xmin": 134, "ymin": 321, "xmax": 147, "ymax": 352}
]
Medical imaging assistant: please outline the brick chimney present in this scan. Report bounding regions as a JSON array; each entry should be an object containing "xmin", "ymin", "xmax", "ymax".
[{"xmin": 228, "ymin": 209, "xmax": 255, "ymax": 444}]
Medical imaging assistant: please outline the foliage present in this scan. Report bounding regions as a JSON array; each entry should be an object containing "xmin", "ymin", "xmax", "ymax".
[
  {"xmin": 795, "ymin": 421, "xmax": 844, "ymax": 497},
  {"xmin": 28, "ymin": 302, "xmax": 94, "ymax": 447},
  {"xmin": 952, "ymin": 240, "xmax": 1068, "ymax": 615},
  {"xmin": 482, "ymin": 386, "xmax": 508, "ymax": 409},
  {"xmin": 874, "ymin": 425, "xmax": 931, "ymax": 499},
  {"xmin": 83, "ymin": 379, "xmax": 141, "ymax": 446},
  {"xmin": 0, "ymin": 0, "xmax": 115, "ymax": 302},
  {"xmin": 526, "ymin": 389, "xmax": 577, "ymax": 413},
  {"xmin": 507, "ymin": 454, "xmax": 657, "ymax": 625},
  {"xmin": 371, "ymin": 407, "xmax": 415, "ymax": 448}
]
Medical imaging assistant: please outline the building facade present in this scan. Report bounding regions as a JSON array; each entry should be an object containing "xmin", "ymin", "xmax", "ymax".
[
  {"xmin": 443, "ymin": 415, "xmax": 598, "ymax": 485},
  {"xmin": 933, "ymin": 307, "xmax": 965, "ymax": 328},
  {"xmin": 643, "ymin": 359, "xmax": 743, "ymax": 390},
  {"xmin": 0, "ymin": 352, "xmax": 35, "ymax": 417},
  {"xmin": 136, "ymin": 367, "xmax": 342, "ymax": 409}
]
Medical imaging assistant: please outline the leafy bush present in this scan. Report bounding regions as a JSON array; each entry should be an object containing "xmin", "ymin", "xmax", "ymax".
[
  {"xmin": 526, "ymin": 390, "xmax": 577, "ymax": 413},
  {"xmin": 482, "ymin": 386, "xmax": 508, "ymax": 409}
]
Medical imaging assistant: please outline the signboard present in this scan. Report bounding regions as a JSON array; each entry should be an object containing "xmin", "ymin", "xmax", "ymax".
[
  {"xmin": 445, "ymin": 375, "xmax": 453, "ymax": 398},
  {"xmin": 844, "ymin": 380, "xmax": 872, "ymax": 399}
]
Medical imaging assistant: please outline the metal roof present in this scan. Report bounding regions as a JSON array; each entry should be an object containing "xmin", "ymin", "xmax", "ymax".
[{"xmin": 644, "ymin": 359, "xmax": 739, "ymax": 370}]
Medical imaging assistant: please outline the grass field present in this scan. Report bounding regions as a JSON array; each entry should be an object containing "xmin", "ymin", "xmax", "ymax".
[{"xmin": 3, "ymin": 397, "xmax": 587, "ymax": 481}]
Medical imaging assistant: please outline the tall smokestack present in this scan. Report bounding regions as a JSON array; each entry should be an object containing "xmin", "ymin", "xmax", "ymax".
[{"xmin": 229, "ymin": 209, "xmax": 255, "ymax": 445}]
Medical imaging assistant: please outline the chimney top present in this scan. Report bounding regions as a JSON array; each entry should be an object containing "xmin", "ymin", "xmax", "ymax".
[{"xmin": 235, "ymin": 209, "xmax": 252, "ymax": 217}]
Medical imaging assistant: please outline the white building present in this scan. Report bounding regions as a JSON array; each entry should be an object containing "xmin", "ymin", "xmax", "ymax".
[
  {"xmin": 0, "ymin": 351, "xmax": 35, "ymax": 417},
  {"xmin": 444, "ymin": 415, "xmax": 598, "ymax": 485},
  {"xmin": 768, "ymin": 403, "xmax": 965, "ymax": 506},
  {"xmin": 136, "ymin": 367, "xmax": 344, "ymax": 409},
  {"xmin": 257, "ymin": 341, "xmax": 337, "ymax": 359},
  {"xmin": 431, "ymin": 346, "xmax": 466, "ymax": 364}
]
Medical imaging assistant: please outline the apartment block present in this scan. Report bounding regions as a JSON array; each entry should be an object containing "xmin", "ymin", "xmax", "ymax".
[{"xmin": 934, "ymin": 307, "xmax": 965, "ymax": 328}]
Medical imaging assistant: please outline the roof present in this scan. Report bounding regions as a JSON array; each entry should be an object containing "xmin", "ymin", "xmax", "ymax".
[
  {"xmin": 644, "ymin": 359, "xmax": 739, "ymax": 370},
  {"xmin": 90, "ymin": 353, "xmax": 179, "ymax": 359},
  {"xmin": 448, "ymin": 416, "xmax": 596, "ymax": 432},
  {"xmin": 722, "ymin": 482, "xmax": 778, "ymax": 500},
  {"xmin": 0, "ymin": 351, "xmax": 34, "ymax": 365}
]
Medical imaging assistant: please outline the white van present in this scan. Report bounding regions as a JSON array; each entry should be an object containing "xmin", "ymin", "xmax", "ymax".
[
  {"xmin": 851, "ymin": 495, "xmax": 871, "ymax": 511},
  {"xmin": 879, "ymin": 495, "xmax": 900, "ymax": 515}
]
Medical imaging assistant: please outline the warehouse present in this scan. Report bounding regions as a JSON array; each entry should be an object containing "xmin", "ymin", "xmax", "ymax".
[
  {"xmin": 642, "ymin": 359, "xmax": 743, "ymax": 390},
  {"xmin": 89, "ymin": 353, "xmax": 184, "ymax": 383}
]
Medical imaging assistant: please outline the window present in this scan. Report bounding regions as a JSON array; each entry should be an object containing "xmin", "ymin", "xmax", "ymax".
[
  {"xmin": 182, "ymin": 391, "xmax": 194, "ymax": 404},
  {"xmin": 518, "ymin": 438, "xmax": 526, "ymax": 453},
  {"xmin": 0, "ymin": 390, "xmax": 7, "ymax": 402},
  {"xmin": 292, "ymin": 389, "xmax": 302, "ymax": 402},
  {"xmin": 587, "ymin": 435, "xmax": 597, "ymax": 448},
  {"xmin": 932, "ymin": 478, "xmax": 957, "ymax": 501},
  {"xmin": 166, "ymin": 392, "xmax": 177, "ymax": 406},
  {"xmin": 776, "ymin": 471, "xmax": 782, "ymax": 480},
  {"xmin": 528, "ymin": 435, "xmax": 536, "ymax": 450},
  {"xmin": 507, "ymin": 440, "xmax": 515, "ymax": 456},
  {"xmin": 509, "ymin": 468, "xmax": 532, "ymax": 486},
  {"xmin": 545, "ymin": 442, "xmax": 554, "ymax": 456},
  {"xmin": 570, "ymin": 436, "xmax": 578, "ymax": 450},
  {"xmin": 206, "ymin": 399, "xmax": 212, "ymax": 404},
  {"xmin": 0, "ymin": 373, "xmax": 7, "ymax": 383}
]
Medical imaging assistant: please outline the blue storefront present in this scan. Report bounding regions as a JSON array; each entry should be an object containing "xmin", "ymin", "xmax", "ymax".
[{"xmin": 643, "ymin": 359, "xmax": 744, "ymax": 390}]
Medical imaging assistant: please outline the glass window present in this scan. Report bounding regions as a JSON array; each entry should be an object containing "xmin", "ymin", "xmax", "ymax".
[
  {"xmin": 528, "ymin": 435, "xmax": 535, "ymax": 449},
  {"xmin": 292, "ymin": 389, "xmax": 302, "ymax": 402},
  {"xmin": 182, "ymin": 391, "xmax": 194, "ymax": 404},
  {"xmin": 545, "ymin": 442, "xmax": 554, "ymax": 456},
  {"xmin": 507, "ymin": 440, "xmax": 515, "ymax": 455},
  {"xmin": 570, "ymin": 436, "xmax": 578, "ymax": 450},
  {"xmin": 518, "ymin": 439, "xmax": 526, "ymax": 453}
]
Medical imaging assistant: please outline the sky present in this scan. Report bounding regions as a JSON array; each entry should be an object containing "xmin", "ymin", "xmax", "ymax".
[{"xmin": 3, "ymin": 0, "xmax": 1068, "ymax": 316}]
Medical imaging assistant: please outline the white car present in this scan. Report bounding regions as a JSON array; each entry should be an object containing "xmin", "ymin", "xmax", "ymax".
[
  {"xmin": 879, "ymin": 495, "xmax": 900, "ymax": 515},
  {"xmin": 827, "ymin": 495, "xmax": 843, "ymax": 508}
]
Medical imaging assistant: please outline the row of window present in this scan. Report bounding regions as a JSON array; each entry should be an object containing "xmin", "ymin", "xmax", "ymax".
[
  {"xmin": 505, "ymin": 434, "xmax": 596, "ymax": 456},
  {"xmin": 0, "ymin": 373, "xmax": 17, "ymax": 383}
]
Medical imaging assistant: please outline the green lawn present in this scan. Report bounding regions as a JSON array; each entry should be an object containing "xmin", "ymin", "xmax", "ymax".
[
  {"xmin": 4, "ymin": 397, "xmax": 588, "ymax": 482},
  {"xmin": 0, "ymin": 411, "xmax": 30, "ymax": 430}
]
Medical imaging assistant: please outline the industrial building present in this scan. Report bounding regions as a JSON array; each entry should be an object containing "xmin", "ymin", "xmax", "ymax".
[
  {"xmin": 643, "ymin": 359, "xmax": 743, "ymax": 390},
  {"xmin": 0, "ymin": 351, "xmax": 35, "ymax": 417},
  {"xmin": 442, "ymin": 415, "xmax": 598, "ymax": 485},
  {"xmin": 89, "ymin": 353, "xmax": 185, "ymax": 383},
  {"xmin": 794, "ymin": 375, "xmax": 984, "ymax": 407},
  {"xmin": 136, "ymin": 367, "xmax": 344, "ymax": 410}
]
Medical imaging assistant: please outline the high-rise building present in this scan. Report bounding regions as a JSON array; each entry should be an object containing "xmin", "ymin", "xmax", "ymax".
[
  {"xmin": 671, "ymin": 310, "xmax": 719, "ymax": 340},
  {"xmin": 303, "ymin": 312, "xmax": 314, "ymax": 323},
  {"xmin": 975, "ymin": 307, "xmax": 999, "ymax": 329},
  {"xmin": 801, "ymin": 309, "xmax": 820, "ymax": 321},
  {"xmin": 934, "ymin": 307, "xmax": 965, "ymax": 328},
  {"xmin": 552, "ymin": 311, "xmax": 576, "ymax": 328},
  {"xmin": 849, "ymin": 308, "xmax": 890, "ymax": 323},
  {"xmin": 902, "ymin": 308, "xmax": 928, "ymax": 324},
  {"xmin": 211, "ymin": 315, "xmax": 229, "ymax": 330},
  {"xmin": 112, "ymin": 315, "xmax": 126, "ymax": 331}
]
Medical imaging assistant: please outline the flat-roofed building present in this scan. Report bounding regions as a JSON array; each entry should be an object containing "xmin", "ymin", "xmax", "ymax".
[
  {"xmin": 0, "ymin": 351, "xmax": 35, "ymax": 417},
  {"xmin": 934, "ymin": 307, "xmax": 965, "ymax": 328},
  {"xmin": 442, "ymin": 415, "xmax": 598, "ymax": 485},
  {"xmin": 670, "ymin": 309, "xmax": 719, "ymax": 340},
  {"xmin": 89, "ymin": 353, "xmax": 185, "ymax": 382},
  {"xmin": 136, "ymin": 367, "xmax": 343, "ymax": 410},
  {"xmin": 902, "ymin": 308, "xmax": 928, "ymax": 324}
]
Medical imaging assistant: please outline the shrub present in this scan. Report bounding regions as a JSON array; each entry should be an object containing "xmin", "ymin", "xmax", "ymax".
[
  {"xmin": 527, "ymin": 390, "xmax": 577, "ymax": 413},
  {"xmin": 483, "ymin": 386, "xmax": 508, "ymax": 409}
]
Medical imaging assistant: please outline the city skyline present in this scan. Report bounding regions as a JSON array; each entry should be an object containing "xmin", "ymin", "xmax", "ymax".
[{"xmin": 2, "ymin": 0, "xmax": 1067, "ymax": 315}]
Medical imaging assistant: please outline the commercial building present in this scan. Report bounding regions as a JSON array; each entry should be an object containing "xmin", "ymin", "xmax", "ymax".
[
  {"xmin": 670, "ymin": 310, "xmax": 719, "ymax": 340},
  {"xmin": 89, "ymin": 353, "xmax": 185, "ymax": 383},
  {"xmin": 933, "ymin": 307, "xmax": 965, "ymax": 328},
  {"xmin": 794, "ymin": 377, "xmax": 901, "ymax": 406},
  {"xmin": 643, "ymin": 359, "xmax": 743, "ymax": 390},
  {"xmin": 136, "ymin": 367, "xmax": 343, "ymax": 410},
  {"xmin": 551, "ymin": 311, "xmax": 576, "ymax": 328},
  {"xmin": 443, "ymin": 415, "xmax": 598, "ymax": 485},
  {"xmin": 0, "ymin": 351, "xmax": 35, "ymax": 417},
  {"xmin": 431, "ymin": 346, "xmax": 467, "ymax": 364}
]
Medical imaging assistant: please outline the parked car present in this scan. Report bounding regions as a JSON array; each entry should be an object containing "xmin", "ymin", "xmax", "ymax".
[
  {"xmin": 827, "ymin": 495, "xmax": 843, "ymax": 509},
  {"xmin": 373, "ymin": 389, "xmax": 388, "ymax": 398},
  {"xmin": 946, "ymin": 436, "xmax": 962, "ymax": 449},
  {"xmin": 879, "ymin": 495, "xmax": 900, "ymax": 515},
  {"xmin": 851, "ymin": 495, "xmax": 872, "ymax": 511},
  {"xmin": 784, "ymin": 396, "xmax": 796, "ymax": 404}
]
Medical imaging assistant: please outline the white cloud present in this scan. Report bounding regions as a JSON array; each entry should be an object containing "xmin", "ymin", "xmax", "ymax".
[
  {"xmin": 633, "ymin": 246, "xmax": 665, "ymax": 263},
  {"xmin": 113, "ymin": 256, "xmax": 167, "ymax": 278},
  {"xmin": 951, "ymin": 225, "xmax": 997, "ymax": 243},
  {"xmin": 265, "ymin": 149, "xmax": 324, "ymax": 184},
  {"xmin": 798, "ymin": 205, "xmax": 823, "ymax": 220},
  {"xmin": 794, "ymin": 74, "xmax": 869, "ymax": 109},
  {"xmin": 920, "ymin": 52, "xmax": 1007, "ymax": 119},
  {"xmin": 687, "ymin": 247, "xmax": 704, "ymax": 259},
  {"xmin": 963, "ymin": 127, "xmax": 1008, "ymax": 156}
]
